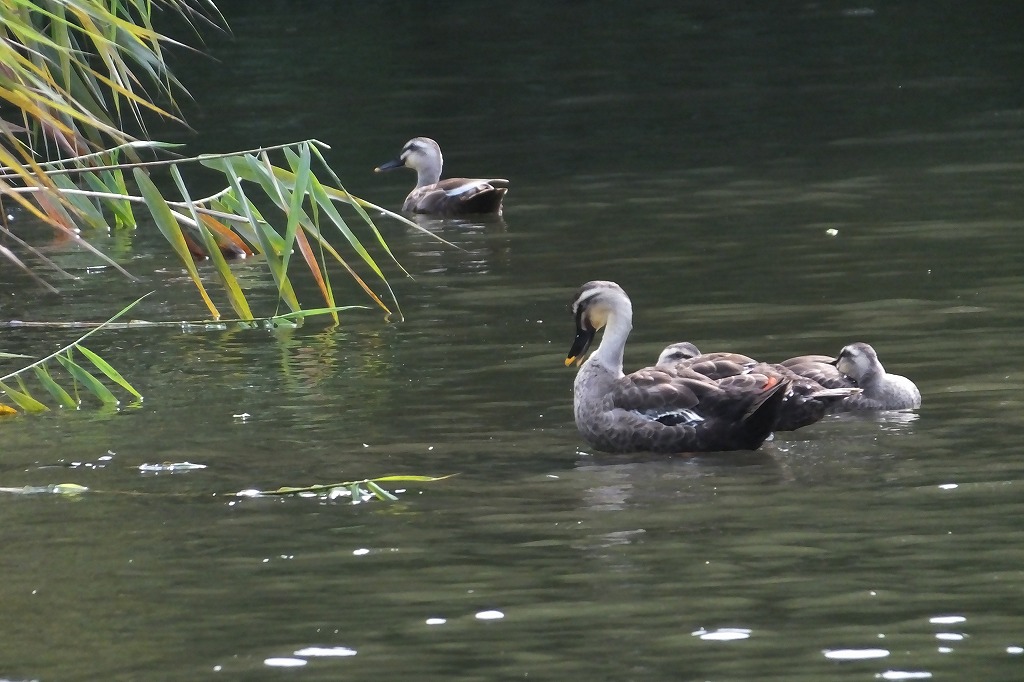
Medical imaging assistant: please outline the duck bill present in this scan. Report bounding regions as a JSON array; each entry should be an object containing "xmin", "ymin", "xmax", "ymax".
[
  {"xmin": 374, "ymin": 158, "xmax": 404, "ymax": 173},
  {"xmin": 564, "ymin": 327, "xmax": 595, "ymax": 367}
]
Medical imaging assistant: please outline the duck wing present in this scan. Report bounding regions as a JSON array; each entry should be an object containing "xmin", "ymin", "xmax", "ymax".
[
  {"xmin": 406, "ymin": 178, "xmax": 508, "ymax": 215},
  {"xmin": 782, "ymin": 358, "xmax": 853, "ymax": 390},
  {"xmin": 677, "ymin": 357, "xmax": 750, "ymax": 380},
  {"xmin": 679, "ymin": 351, "xmax": 757, "ymax": 366},
  {"xmin": 780, "ymin": 354, "xmax": 836, "ymax": 367},
  {"xmin": 683, "ymin": 360, "xmax": 861, "ymax": 431},
  {"xmin": 601, "ymin": 366, "xmax": 788, "ymax": 453}
]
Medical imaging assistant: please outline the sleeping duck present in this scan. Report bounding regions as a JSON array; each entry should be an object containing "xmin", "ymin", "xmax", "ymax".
[
  {"xmin": 783, "ymin": 342, "xmax": 921, "ymax": 410},
  {"xmin": 656, "ymin": 343, "xmax": 860, "ymax": 431}
]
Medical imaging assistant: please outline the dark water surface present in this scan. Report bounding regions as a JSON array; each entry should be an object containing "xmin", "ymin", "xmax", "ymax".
[{"xmin": 3, "ymin": 2, "xmax": 1024, "ymax": 680}]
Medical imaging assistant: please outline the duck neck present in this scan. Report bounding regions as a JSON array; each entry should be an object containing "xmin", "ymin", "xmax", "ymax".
[
  {"xmin": 859, "ymin": 364, "xmax": 884, "ymax": 393},
  {"xmin": 415, "ymin": 157, "xmax": 442, "ymax": 188},
  {"xmin": 589, "ymin": 308, "xmax": 632, "ymax": 378}
]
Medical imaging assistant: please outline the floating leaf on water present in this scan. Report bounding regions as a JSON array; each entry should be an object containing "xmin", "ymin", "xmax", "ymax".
[
  {"xmin": 180, "ymin": 322, "xmax": 229, "ymax": 332},
  {"xmin": 51, "ymin": 483, "xmax": 89, "ymax": 495},
  {"xmin": 272, "ymin": 486, "xmax": 307, "ymax": 495},
  {"xmin": 365, "ymin": 480, "xmax": 398, "ymax": 501},
  {"xmin": 265, "ymin": 317, "xmax": 300, "ymax": 329},
  {"xmin": 237, "ymin": 474, "xmax": 451, "ymax": 502},
  {"xmin": 0, "ymin": 483, "xmax": 89, "ymax": 495},
  {"xmin": 138, "ymin": 461, "xmax": 208, "ymax": 473}
]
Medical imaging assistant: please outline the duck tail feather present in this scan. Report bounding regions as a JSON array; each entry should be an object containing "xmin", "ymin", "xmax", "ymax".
[{"xmin": 742, "ymin": 379, "xmax": 790, "ymax": 442}]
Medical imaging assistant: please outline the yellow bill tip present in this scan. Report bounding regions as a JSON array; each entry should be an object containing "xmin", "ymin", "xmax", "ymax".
[{"xmin": 564, "ymin": 356, "xmax": 577, "ymax": 367}]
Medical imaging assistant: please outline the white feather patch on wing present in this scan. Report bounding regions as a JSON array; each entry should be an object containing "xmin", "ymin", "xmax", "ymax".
[
  {"xmin": 638, "ymin": 408, "xmax": 705, "ymax": 427},
  {"xmin": 444, "ymin": 181, "xmax": 489, "ymax": 197}
]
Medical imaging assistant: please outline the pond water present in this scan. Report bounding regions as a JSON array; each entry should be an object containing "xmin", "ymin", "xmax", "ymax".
[{"xmin": 2, "ymin": 2, "xmax": 1024, "ymax": 680}]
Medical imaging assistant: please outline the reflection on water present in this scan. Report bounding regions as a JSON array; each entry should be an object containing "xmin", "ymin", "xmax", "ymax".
[
  {"xmin": 400, "ymin": 213, "xmax": 512, "ymax": 276},
  {"xmin": 2, "ymin": 1, "xmax": 1024, "ymax": 680}
]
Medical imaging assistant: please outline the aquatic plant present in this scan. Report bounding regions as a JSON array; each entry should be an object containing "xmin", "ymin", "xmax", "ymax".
[
  {"xmin": 0, "ymin": 296, "xmax": 145, "ymax": 414},
  {"xmin": 0, "ymin": 0, "xmax": 423, "ymax": 323}
]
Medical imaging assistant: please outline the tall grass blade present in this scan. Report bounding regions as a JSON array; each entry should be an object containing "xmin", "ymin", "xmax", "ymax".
[
  {"xmin": 31, "ymin": 365, "xmax": 79, "ymax": 409},
  {"xmin": 0, "ymin": 380, "xmax": 50, "ymax": 413},
  {"xmin": 170, "ymin": 165, "xmax": 254, "ymax": 321},
  {"xmin": 76, "ymin": 345, "xmax": 143, "ymax": 401},
  {"xmin": 133, "ymin": 167, "xmax": 220, "ymax": 318},
  {"xmin": 209, "ymin": 157, "xmax": 302, "ymax": 313},
  {"xmin": 55, "ymin": 354, "xmax": 119, "ymax": 405},
  {"xmin": 365, "ymin": 481, "xmax": 399, "ymax": 501}
]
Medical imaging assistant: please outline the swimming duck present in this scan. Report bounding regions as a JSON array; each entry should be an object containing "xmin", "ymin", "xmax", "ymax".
[
  {"xmin": 656, "ymin": 343, "xmax": 861, "ymax": 431},
  {"xmin": 655, "ymin": 341, "xmax": 703, "ymax": 365},
  {"xmin": 565, "ymin": 281, "xmax": 791, "ymax": 454},
  {"xmin": 374, "ymin": 137, "xmax": 508, "ymax": 216},
  {"xmin": 785, "ymin": 342, "xmax": 921, "ymax": 410}
]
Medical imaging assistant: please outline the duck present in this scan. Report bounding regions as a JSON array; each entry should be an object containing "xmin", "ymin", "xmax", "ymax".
[
  {"xmin": 374, "ymin": 137, "xmax": 508, "ymax": 216},
  {"xmin": 784, "ymin": 342, "xmax": 921, "ymax": 410},
  {"xmin": 656, "ymin": 343, "xmax": 861, "ymax": 431},
  {"xmin": 565, "ymin": 281, "xmax": 791, "ymax": 454},
  {"xmin": 655, "ymin": 341, "xmax": 703, "ymax": 365}
]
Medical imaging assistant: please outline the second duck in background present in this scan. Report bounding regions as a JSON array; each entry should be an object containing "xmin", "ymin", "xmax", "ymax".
[
  {"xmin": 374, "ymin": 137, "xmax": 508, "ymax": 216},
  {"xmin": 783, "ymin": 342, "xmax": 922, "ymax": 410}
]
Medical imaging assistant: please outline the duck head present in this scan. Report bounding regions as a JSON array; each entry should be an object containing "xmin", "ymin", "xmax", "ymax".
[
  {"xmin": 835, "ymin": 342, "xmax": 880, "ymax": 381},
  {"xmin": 374, "ymin": 137, "xmax": 443, "ymax": 187},
  {"xmin": 657, "ymin": 341, "xmax": 702, "ymax": 366},
  {"xmin": 565, "ymin": 281, "xmax": 633, "ymax": 366}
]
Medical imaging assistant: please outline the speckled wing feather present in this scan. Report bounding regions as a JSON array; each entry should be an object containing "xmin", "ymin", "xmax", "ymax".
[
  {"xmin": 594, "ymin": 367, "xmax": 788, "ymax": 453},
  {"xmin": 678, "ymin": 351, "xmax": 757, "ymax": 366},
  {"xmin": 780, "ymin": 358, "xmax": 853, "ymax": 390},
  {"xmin": 682, "ymin": 360, "xmax": 859, "ymax": 431},
  {"xmin": 405, "ymin": 178, "xmax": 508, "ymax": 215},
  {"xmin": 609, "ymin": 367, "xmax": 708, "ymax": 414},
  {"xmin": 678, "ymin": 358, "xmax": 750, "ymax": 380},
  {"xmin": 780, "ymin": 354, "xmax": 836, "ymax": 368}
]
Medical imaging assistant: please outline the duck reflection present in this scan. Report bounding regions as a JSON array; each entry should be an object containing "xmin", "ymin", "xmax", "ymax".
[{"xmin": 385, "ymin": 212, "xmax": 512, "ymax": 276}]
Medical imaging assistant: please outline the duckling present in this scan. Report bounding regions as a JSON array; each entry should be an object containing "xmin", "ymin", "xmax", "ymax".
[
  {"xmin": 655, "ymin": 341, "xmax": 703, "ymax": 365},
  {"xmin": 657, "ymin": 344, "xmax": 860, "ymax": 431},
  {"xmin": 783, "ymin": 342, "xmax": 921, "ymax": 410},
  {"xmin": 835, "ymin": 342, "xmax": 921, "ymax": 409},
  {"xmin": 374, "ymin": 137, "xmax": 508, "ymax": 216},
  {"xmin": 565, "ymin": 281, "xmax": 790, "ymax": 454}
]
